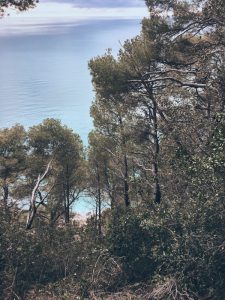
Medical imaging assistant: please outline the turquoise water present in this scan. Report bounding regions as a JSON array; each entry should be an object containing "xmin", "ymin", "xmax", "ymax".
[
  {"xmin": 0, "ymin": 19, "xmax": 142, "ymax": 145},
  {"xmin": 0, "ymin": 18, "xmax": 142, "ymax": 213}
]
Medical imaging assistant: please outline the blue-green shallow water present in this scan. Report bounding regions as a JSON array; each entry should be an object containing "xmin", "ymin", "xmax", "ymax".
[{"xmin": 0, "ymin": 18, "xmax": 142, "ymax": 213}]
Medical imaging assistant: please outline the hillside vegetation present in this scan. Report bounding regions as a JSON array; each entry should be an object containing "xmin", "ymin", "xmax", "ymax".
[{"xmin": 0, "ymin": 0, "xmax": 225, "ymax": 299}]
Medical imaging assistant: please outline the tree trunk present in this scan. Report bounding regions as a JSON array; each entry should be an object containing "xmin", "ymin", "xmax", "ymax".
[
  {"xmin": 26, "ymin": 206, "xmax": 37, "ymax": 229},
  {"xmin": 64, "ymin": 164, "xmax": 70, "ymax": 224},
  {"xmin": 152, "ymin": 99, "xmax": 161, "ymax": 204},
  {"xmin": 96, "ymin": 163, "xmax": 102, "ymax": 237},
  {"xmin": 118, "ymin": 116, "xmax": 130, "ymax": 207},
  {"xmin": 124, "ymin": 154, "xmax": 130, "ymax": 207},
  {"xmin": 104, "ymin": 160, "xmax": 116, "ymax": 209},
  {"xmin": 65, "ymin": 183, "xmax": 70, "ymax": 224},
  {"xmin": 2, "ymin": 183, "xmax": 10, "ymax": 217},
  {"xmin": 144, "ymin": 84, "xmax": 161, "ymax": 205}
]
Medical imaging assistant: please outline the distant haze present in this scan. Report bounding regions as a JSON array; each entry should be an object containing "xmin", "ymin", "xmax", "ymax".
[{"xmin": 42, "ymin": 0, "xmax": 145, "ymax": 7}]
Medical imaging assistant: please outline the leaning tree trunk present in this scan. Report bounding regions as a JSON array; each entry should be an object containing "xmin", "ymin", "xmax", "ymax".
[{"xmin": 26, "ymin": 161, "xmax": 52, "ymax": 230}]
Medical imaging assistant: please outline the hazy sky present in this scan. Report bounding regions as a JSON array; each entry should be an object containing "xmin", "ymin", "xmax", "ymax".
[
  {"xmin": 42, "ymin": 0, "xmax": 146, "ymax": 7},
  {"xmin": 0, "ymin": 0, "xmax": 148, "ymax": 35}
]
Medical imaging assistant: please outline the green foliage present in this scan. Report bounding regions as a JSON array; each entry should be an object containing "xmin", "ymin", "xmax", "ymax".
[
  {"xmin": 0, "ymin": 0, "xmax": 36, "ymax": 15},
  {"xmin": 106, "ymin": 208, "xmax": 156, "ymax": 282},
  {"xmin": 0, "ymin": 0, "xmax": 225, "ymax": 298},
  {"xmin": 89, "ymin": 50, "xmax": 128, "ymax": 98},
  {"xmin": 0, "ymin": 211, "xmax": 84, "ymax": 299}
]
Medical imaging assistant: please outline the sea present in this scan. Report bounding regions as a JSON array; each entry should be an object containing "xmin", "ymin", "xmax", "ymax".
[{"xmin": 0, "ymin": 17, "xmax": 143, "ymax": 213}]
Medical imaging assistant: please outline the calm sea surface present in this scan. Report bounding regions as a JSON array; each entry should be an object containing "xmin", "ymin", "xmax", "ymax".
[
  {"xmin": 0, "ymin": 18, "xmax": 142, "ymax": 213},
  {"xmin": 0, "ymin": 18, "xmax": 142, "ymax": 144}
]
